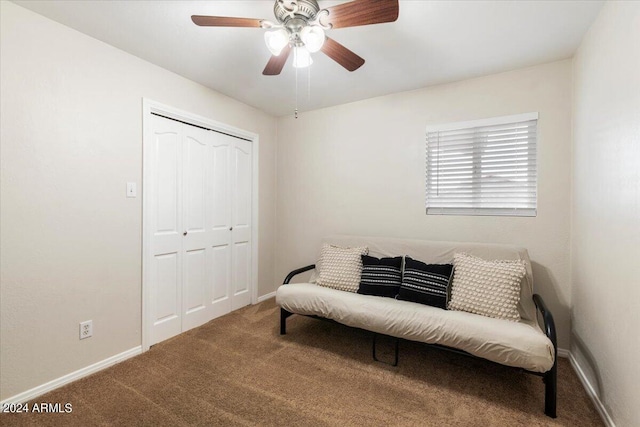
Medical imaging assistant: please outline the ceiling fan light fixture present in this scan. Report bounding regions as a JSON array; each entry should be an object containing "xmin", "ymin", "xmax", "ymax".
[
  {"xmin": 300, "ymin": 25, "xmax": 325, "ymax": 53},
  {"xmin": 293, "ymin": 46, "xmax": 313, "ymax": 68},
  {"xmin": 264, "ymin": 28, "xmax": 290, "ymax": 55}
]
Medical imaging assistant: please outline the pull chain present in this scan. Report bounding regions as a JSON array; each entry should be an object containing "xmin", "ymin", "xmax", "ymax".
[{"xmin": 294, "ymin": 48, "xmax": 299, "ymax": 119}]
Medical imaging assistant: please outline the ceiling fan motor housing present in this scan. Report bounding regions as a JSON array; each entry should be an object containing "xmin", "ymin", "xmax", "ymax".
[{"xmin": 274, "ymin": 0, "xmax": 320, "ymax": 24}]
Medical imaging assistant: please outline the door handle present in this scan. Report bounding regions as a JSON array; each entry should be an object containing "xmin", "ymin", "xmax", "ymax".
[{"xmin": 183, "ymin": 231, "xmax": 188, "ymax": 236}]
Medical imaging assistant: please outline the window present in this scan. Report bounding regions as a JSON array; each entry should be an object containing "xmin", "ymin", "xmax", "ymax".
[{"xmin": 425, "ymin": 113, "xmax": 538, "ymax": 217}]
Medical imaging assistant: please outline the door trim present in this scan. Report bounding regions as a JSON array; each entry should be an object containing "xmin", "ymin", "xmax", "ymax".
[{"xmin": 141, "ymin": 98, "xmax": 259, "ymax": 352}]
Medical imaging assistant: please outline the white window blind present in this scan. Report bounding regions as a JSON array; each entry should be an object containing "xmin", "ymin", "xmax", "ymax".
[{"xmin": 426, "ymin": 113, "xmax": 538, "ymax": 217}]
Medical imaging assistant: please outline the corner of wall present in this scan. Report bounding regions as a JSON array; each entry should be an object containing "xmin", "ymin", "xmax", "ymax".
[{"xmin": 568, "ymin": 344, "xmax": 616, "ymax": 427}]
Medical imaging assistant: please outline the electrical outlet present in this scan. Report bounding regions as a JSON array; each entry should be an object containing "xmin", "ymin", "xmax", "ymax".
[{"xmin": 79, "ymin": 320, "xmax": 93, "ymax": 340}]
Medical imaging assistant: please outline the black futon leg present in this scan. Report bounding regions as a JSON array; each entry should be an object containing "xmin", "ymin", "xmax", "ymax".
[
  {"xmin": 372, "ymin": 333, "xmax": 399, "ymax": 367},
  {"xmin": 544, "ymin": 361, "xmax": 557, "ymax": 418},
  {"xmin": 280, "ymin": 308, "xmax": 292, "ymax": 335}
]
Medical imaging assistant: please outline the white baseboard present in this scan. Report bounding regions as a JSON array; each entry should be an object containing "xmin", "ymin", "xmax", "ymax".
[
  {"xmin": 568, "ymin": 352, "xmax": 616, "ymax": 427},
  {"xmin": 257, "ymin": 291, "xmax": 276, "ymax": 303},
  {"xmin": 557, "ymin": 347, "xmax": 570, "ymax": 358},
  {"xmin": 0, "ymin": 346, "xmax": 142, "ymax": 405}
]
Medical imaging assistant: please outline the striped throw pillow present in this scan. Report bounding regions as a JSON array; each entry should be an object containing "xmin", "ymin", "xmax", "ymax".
[
  {"xmin": 397, "ymin": 257, "xmax": 453, "ymax": 309},
  {"xmin": 357, "ymin": 255, "xmax": 403, "ymax": 298}
]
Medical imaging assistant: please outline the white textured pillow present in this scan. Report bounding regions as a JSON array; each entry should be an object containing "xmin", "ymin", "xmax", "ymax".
[
  {"xmin": 316, "ymin": 244, "xmax": 369, "ymax": 292},
  {"xmin": 448, "ymin": 253, "xmax": 525, "ymax": 321}
]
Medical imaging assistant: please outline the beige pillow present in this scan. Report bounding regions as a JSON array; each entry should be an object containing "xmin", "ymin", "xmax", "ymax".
[
  {"xmin": 448, "ymin": 253, "xmax": 525, "ymax": 321},
  {"xmin": 316, "ymin": 244, "xmax": 369, "ymax": 292}
]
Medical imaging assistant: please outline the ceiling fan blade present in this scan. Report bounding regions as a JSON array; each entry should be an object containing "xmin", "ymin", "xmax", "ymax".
[
  {"xmin": 321, "ymin": 37, "xmax": 365, "ymax": 72},
  {"xmin": 263, "ymin": 45, "xmax": 292, "ymax": 76},
  {"xmin": 323, "ymin": 0, "xmax": 399, "ymax": 29},
  {"xmin": 191, "ymin": 15, "xmax": 263, "ymax": 28}
]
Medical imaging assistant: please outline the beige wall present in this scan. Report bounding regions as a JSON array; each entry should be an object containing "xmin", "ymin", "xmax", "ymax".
[
  {"xmin": 0, "ymin": 2, "xmax": 277, "ymax": 400},
  {"xmin": 276, "ymin": 60, "xmax": 573, "ymax": 349},
  {"xmin": 571, "ymin": 2, "xmax": 640, "ymax": 426}
]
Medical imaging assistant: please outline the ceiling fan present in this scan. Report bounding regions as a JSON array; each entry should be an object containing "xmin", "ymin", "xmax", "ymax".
[{"xmin": 191, "ymin": 0, "xmax": 399, "ymax": 76}]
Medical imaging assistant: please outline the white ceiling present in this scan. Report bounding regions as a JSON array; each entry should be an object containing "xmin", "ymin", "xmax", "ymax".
[{"xmin": 13, "ymin": 0, "xmax": 603, "ymax": 117}]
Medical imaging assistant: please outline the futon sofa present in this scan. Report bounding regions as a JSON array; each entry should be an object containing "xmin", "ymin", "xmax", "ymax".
[{"xmin": 276, "ymin": 235, "xmax": 557, "ymax": 417}]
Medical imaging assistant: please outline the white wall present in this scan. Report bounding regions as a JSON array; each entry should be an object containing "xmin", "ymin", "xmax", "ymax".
[
  {"xmin": 0, "ymin": 2, "xmax": 277, "ymax": 400},
  {"xmin": 276, "ymin": 60, "xmax": 573, "ymax": 349},
  {"xmin": 571, "ymin": 2, "xmax": 640, "ymax": 426}
]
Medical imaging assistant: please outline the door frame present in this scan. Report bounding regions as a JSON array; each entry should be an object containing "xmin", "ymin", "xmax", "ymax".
[{"xmin": 141, "ymin": 98, "xmax": 259, "ymax": 352}]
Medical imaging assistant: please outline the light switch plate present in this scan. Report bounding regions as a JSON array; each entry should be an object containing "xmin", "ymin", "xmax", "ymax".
[{"xmin": 126, "ymin": 182, "xmax": 137, "ymax": 198}]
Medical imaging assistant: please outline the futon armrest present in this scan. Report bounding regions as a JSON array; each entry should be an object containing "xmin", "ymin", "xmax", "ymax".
[
  {"xmin": 283, "ymin": 264, "xmax": 316, "ymax": 284},
  {"xmin": 533, "ymin": 294, "xmax": 558, "ymax": 417},
  {"xmin": 532, "ymin": 294, "xmax": 557, "ymax": 357}
]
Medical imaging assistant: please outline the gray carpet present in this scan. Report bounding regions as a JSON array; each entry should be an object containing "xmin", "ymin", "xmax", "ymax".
[{"xmin": 0, "ymin": 298, "xmax": 603, "ymax": 426}]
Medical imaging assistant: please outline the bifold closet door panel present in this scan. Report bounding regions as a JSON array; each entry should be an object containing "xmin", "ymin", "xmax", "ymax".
[
  {"xmin": 231, "ymin": 139, "xmax": 252, "ymax": 310},
  {"xmin": 149, "ymin": 115, "xmax": 183, "ymax": 345},
  {"xmin": 209, "ymin": 132, "xmax": 234, "ymax": 319},
  {"xmin": 181, "ymin": 126, "xmax": 215, "ymax": 331}
]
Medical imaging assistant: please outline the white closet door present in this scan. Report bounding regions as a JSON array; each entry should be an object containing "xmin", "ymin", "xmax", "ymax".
[
  {"xmin": 231, "ymin": 139, "xmax": 252, "ymax": 310},
  {"xmin": 181, "ymin": 125, "xmax": 215, "ymax": 331},
  {"xmin": 149, "ymin": 115, "xmax": 183, "ymax": 344},
  {"xmin": 146, "ymin": 114, "xmax": 252, "ymax": 346},
  {"xmin": 209, "ymin": 132, "xmax": 233, "ymax": 318}
]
